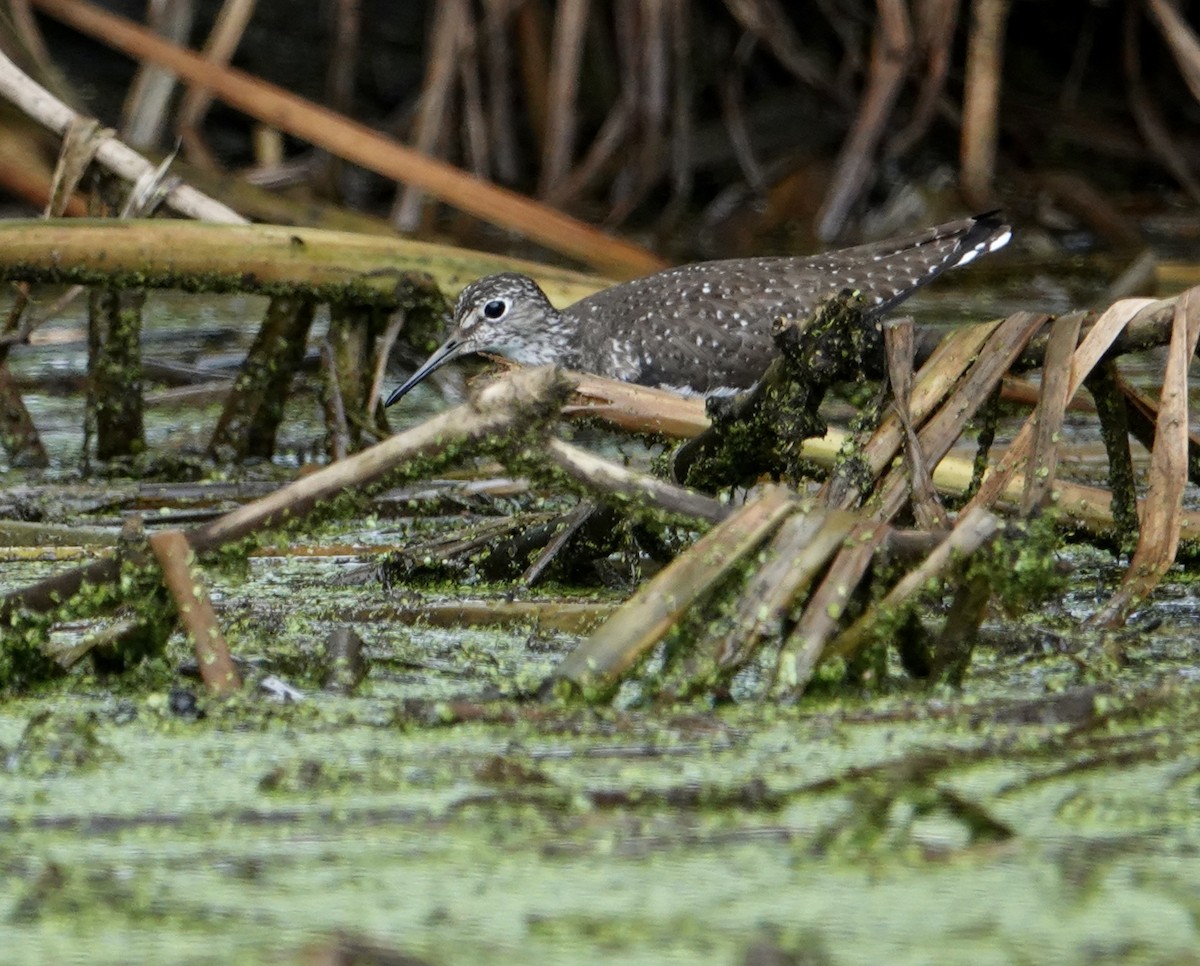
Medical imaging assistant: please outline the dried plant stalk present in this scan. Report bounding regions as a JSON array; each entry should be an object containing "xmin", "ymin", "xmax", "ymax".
[
  {"xmin": 772, "ymin": 521, "xmax": 892, "ymax": 696},
  {"xmin": 817, "ymin": 0, "xmax": 913, "ymax": 239},
  {"xmin": 148, "ymin": 529, "xmax": 241, "ymax": 695},
  {"xmin": 817, "ymin": 507, "xmax": 1001, "ymax": 678},
  {"xmin": 1021, "ymin": 311, "xmax": 1084, "ymax": 513},
  {"xmin": 965, "ymin": 298, "xmax": 1159, "ymax": 514},
  {"xmin": 872, "ymin": 311, "xmax": 1049, "ymax": 521},
  {"xmin": 29, "ymin": 0, "xmax": 665, "ymax": 276},
  {"xmin": 1091, "ymin": 288, "xmax": 1200, "ymax": 625},
  {"xmin": 961, "ymin": 0, "xmax": 1010, "ymax": 207},
  {"xmin": 885, "ymin": 317, "xmax": 948, "ymax": 531},
  {"xmin": 823, "ymin": 320, "xmax": 997, "ymax": 509},
  {"xmin": 709, "ymin": 508, "xmax": 842, "ymax": 671},
  {"xmin": 543, "ymin": 438, "xmax": 728, "ymax": 524},
  {"xmin": 549, "ymin": 484, "xmax": 796, "ymax": 695}
]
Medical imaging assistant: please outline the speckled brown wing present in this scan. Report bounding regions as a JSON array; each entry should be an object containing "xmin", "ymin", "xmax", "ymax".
[{"xmin": 568, "ymin": 213, "xmax": 1010, "ymax": 393}]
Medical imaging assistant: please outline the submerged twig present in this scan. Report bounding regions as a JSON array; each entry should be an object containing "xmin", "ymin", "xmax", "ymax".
[
  {"xmin": 520, "ymin": 500, "xmax": 600, "ymax": 587},
  {"xmin": 323, "ymin": 627, "xmax": 369, "ymax": 695}
]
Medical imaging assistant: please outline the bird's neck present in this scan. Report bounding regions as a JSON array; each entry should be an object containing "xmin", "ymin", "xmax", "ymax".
[{"xmin": 506, "ymin": 306, "xmax": 581, "ymax": 368}]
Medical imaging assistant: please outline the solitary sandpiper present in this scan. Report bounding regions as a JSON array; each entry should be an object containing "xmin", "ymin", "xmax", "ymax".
[{"xmin": 385, "ymin": 213, "xmax": 1011, "ymax": 405}]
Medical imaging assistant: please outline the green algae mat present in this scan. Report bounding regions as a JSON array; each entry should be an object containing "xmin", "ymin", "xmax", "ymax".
[{"xmin": 4, "ymin": 545, "xmax": 1200, "ymax": 965}]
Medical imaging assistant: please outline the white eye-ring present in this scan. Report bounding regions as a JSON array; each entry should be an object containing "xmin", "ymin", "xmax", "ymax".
[{"xmin": 482, "ymin": 299, "xmax": 508, "ymax": 320}]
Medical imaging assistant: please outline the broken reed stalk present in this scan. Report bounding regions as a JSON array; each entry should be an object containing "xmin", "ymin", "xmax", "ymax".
[
  {"xmin": 884, "ymin": 317, "xmax": 949, "ymax": 531},
  {"xmin": 147, "ymin": 528, "xmax": 241, "ymax": 695},
  {"xmin": 31, "ymin": 0, "xmax": 666, "ymax": 277},
  {"xmin": 965, "ymin": 297, "xmax": 1160, "ymax": 513},
  {"xmin": 1089, "ymin": 288, "xmax": 1200, "ymax": 626},
  {"xmin": 0, "ymin": 520, "xmax": 118, "ymax": 547},
  {"xmin": 709, "ymin": 509, "xmax": 842, "ymax": 669},
  {"xmin": 822, "ymin": 320, "xmax": 995, "ymax": 507},
  {"xmin": 325, "ymin": 301, "xmax": 388, "ymax": 449},
  {"xmin": 543, "ymin": 437, "xmax": 728, "ymax": 524},
  {"xmin": 565, "ymin": 372, "xmax": 711, "ymax": 438},
  {"xmin": 0, "ymin": 220, "xmax": 605, "ymax": 312},
  {"xmin": 872, "ymin": 311, "xmax": 1050, "ymax": 521},
  {"xmin": 658, "ymin": 509, "xmax": 830, "ymax": 699},
  {"xmin": 1, "ymin": 365, "xmax": 576, "ymax": 622},
  {"xmin": 669, "ymin": 508, "xmax": 866, "ymax": 700},
  {"xmin": 49, "ymin": 616, "xmax": 140, "ymax": 669},
  {"xmin": 1021, "ymin": 311, "xmax": 1084, "ymax": 513},
  {"xmin": 548, "ymin": 484, "xmax": 797, "ymax": 697},
  {"xmin": 320, "ymin": 341, "xmax": 352, "ymax": 462},
  {"xmin": 0, "ymin": 47, "xmax": 244, "ymax": 222},
  {"xmin": 815, "ymin": 508, "xmax": 1002, "ymax": 679},
  {"xmin": 772, "ymin": 521, "xmax": 893, "ymax": 695}
]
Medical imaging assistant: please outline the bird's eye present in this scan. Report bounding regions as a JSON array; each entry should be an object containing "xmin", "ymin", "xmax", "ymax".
[{"xmin": 482, "ymin": 299, "xmax": 507, "ymax": 320}]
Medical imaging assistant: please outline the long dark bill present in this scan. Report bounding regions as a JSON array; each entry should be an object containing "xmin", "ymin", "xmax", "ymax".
[{"xmin": 384, "ymin": 338, "xmax": 464, "ymax": 407}]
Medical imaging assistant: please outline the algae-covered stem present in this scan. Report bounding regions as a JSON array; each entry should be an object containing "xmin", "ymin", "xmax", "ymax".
[
  {"xmin": 775, "ymin": 520, "xmax": 894, "ymax": 692},
  {"xmin": 801, "ymin": 508, "xmax": 1002, "ymax": 690},
  {"xmin": 547, "ymin": 485, "xmax": 798, "ymax": 698},
  {"xmin": 661, "ymin": 509, "xmax": 862, "ymax": 702}
]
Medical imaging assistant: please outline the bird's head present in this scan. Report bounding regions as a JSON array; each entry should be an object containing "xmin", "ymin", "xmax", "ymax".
[{"xmin": 385, "ymin": 273, "xmax": 563, "ymax": 406}]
